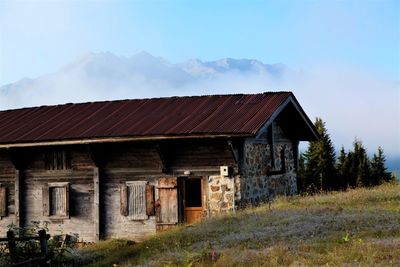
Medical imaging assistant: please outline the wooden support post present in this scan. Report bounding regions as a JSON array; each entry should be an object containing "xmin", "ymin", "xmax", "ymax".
[
  {"xmin": 7, "ymin": 230, "xmax": 17, "ymax": 263},
  {"xmin": 38, "ymin": 229, "xmax": 48, "ymax": 255},
  {"xmin": 38, "ymin": 229, "xmax": 49, "ymax": 267},
  {"xmin": 155, "ymin": 144, "xmax": 168, "ymax": 173},
  {"xmin": 93, "ymin": 167, "xmax": 100, "ymax": 241},
  {"xmin": 14, "ymin": 169, "xmax": 20, "ymax": 228}
]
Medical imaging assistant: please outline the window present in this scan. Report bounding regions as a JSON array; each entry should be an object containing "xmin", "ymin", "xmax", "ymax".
[
  {"xmin": 120, "ymin": 181, "xmax": 154, "ymax": 220},
  {"xmin": 45, "ymin": 150, "xmax": 69, "ymax": 170},
  {"xmin": 43, "ymin": 182, "xmax": 69, "ymax": 219},
  {"xmin": 267, "ymin": 124, "xmax": 275, "ymax": 168},
  {"xmin": 267, "ymin": 146, "xmax": 286, "ymax": 175},
  {"xmin": 0, "ymin": 184, "xmax": 7, "ymax": 217}
]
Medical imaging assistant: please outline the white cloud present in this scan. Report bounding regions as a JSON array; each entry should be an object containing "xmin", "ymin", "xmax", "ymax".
[{"xmin": 1, "ymin": 53, "xmax": 399, "ymax": 158}]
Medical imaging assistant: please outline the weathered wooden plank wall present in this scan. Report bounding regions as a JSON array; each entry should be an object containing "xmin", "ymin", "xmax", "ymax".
[
  {"xmin": 0, "ymin": 151, "xmax": 18, "ymax": 235},
  {"xmin": 18, "ymin": 147, "xmax": 96, "ymax": 241},
  {"xmin": 100, "ymin": 143, "xmax": 162, "ymax": 240},
  {"xmin": 0, "ymin": 139, "xmax": 239, "ymax": 241},
  {"xmin": 162, "ymin": 139, "xmax": 237, "ymax": 176}
]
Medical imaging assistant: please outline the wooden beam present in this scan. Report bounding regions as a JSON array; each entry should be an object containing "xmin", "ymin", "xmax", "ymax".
[
  {"xmin": 227, "ymin": 140, "xmax": 239, "ymax": 163},
  {"xmin": 155, "ymin": 144, "xmax": 168, "ymax": 174},
  {"xmin": 14, "ymin": 169, "xmax": 20, "ymax": 227},
  {"xmin": 256, "ymin": 96, "xmax": 319, "ymax": 141},
  {"xmin": 256, "ymin": 97, "xmax": 291, "ymax": 139},
  {"xmin": 268, "ymin": 124, "xmax": 275, "ymax": 169},
  {"xmin": 0, "ymin": 133, "xmax": 252, "ymax": 149},
  {"xmin": 93, "ymin": 167, "xmax": 100, "ymax": 241}
]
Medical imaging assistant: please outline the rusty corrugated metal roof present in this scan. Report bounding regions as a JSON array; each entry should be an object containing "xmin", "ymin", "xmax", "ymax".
[{"xmin": 0, "ymin": 92, "xmax": 293, "ymax": 145}]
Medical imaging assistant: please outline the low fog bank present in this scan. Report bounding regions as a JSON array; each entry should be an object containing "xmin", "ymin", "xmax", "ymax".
[{"xmin": 1, "ymin": 63, "xmax": 398, "ymax": 167}]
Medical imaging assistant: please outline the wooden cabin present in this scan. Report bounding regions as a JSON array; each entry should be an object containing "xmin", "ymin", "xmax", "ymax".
[{"xmin": 0, "ymin": 92, "xmax": 318, "ymax": 242}]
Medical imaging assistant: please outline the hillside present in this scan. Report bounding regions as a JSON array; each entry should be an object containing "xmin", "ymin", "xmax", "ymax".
[{"xmin": 74, "ymin": 183, "xmax": 400, "ymax": 267}]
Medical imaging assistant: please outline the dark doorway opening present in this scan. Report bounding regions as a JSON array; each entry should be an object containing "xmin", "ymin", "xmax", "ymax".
[{"xmin": 184, "ymin": 178, "xmax": 202, "ymax": 207}]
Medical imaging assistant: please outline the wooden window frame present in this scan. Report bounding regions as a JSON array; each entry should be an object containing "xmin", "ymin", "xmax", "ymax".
[
  {"xmin": 0, "ymin": 183, "xmax": 7, "ymax": 218},
  {"xmin": 267, "ymin": 124, "xmax": 275, "ymax": 169},
  {"xmin": 43, "ymin": 182, "xmax": 70, "ymax": 219},
  {"xmin": 45, "ymin": 150, "xmax": 70, "ymax": 171},
  {"xmin": 120, "ymin": 181, "xmax": 155, "ymax": 220},
  {"xmin": 267, "ymin": 146, "xmax": 286, "ymax": 175}
]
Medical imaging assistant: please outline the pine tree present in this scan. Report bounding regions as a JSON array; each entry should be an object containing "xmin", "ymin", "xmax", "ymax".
[
  {"xmin": 336, "ymin": 146, "xmax": 349, "ymax": 189},
  {"xmin": 347, "ymin": 139, "xmax": 370, "ymax": 187},
  {"xmin": 370, "ymin": 147, "xmax": 392, "ymax": 185},
  {"xmin": 297, "ymin": 153, "xmax": 306, "ymax": 192},
  {"xmin": 303, "ymin": 118, "xmax": 337, "ymax": 191}
]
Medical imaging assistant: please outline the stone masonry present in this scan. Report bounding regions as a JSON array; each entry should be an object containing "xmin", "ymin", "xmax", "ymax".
[
  {"xmin": 240, "ymin": 122, "xmax": 297, "ymax": 205},
  {"xmin": 207, "ymin": 175, "xmax": 240, "ymax": 215}
]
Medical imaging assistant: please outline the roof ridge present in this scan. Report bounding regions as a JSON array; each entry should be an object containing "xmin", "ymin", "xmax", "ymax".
[{"xmin": 0, "ymin": 91, "xmax": 293, "ymax": 112}]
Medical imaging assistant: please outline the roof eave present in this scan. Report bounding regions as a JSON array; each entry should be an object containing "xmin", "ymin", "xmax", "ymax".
[
  {"xmin": 0, "ymin": 133, "xmax": 253, "ymax": 149},
  {"xmin": 256, "ymin": 95, "xmax": 319, "ymax": 141}
]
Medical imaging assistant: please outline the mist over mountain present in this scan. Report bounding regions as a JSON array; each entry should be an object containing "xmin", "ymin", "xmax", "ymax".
[
  {"xmin": 0, "ymin": 51, "xmax": 399, "ymax": 171},
  {"xmin": 0, "ymin": 51, "xmax": 290, "ymax": 109}
]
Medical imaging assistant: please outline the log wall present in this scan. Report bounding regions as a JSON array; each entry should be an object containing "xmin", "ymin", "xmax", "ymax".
[
  {"xmin": 21, "ymin": 147, "xmax": 96, "ymax": 241},
  {"xmin": 0, "ymin": 139, "xmax": 239, "ymax": 241},
  {"xmin": 0, "ymin": 151, "xmax": 17, "ymax": 235}
]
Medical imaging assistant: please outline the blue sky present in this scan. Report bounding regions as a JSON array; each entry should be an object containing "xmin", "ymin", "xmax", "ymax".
[
  {"xmin": 0, "ymin": 0, "xmax": 399, "ymax": 85},
  {"xmin": 0, "ymin": 1, "xmax": 399, "ymax": 161}
]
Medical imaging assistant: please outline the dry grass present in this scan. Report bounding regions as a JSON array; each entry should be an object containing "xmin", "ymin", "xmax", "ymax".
[{"xmin": 76, "ymin": 182, "xmax": 400, "ymax": 267}]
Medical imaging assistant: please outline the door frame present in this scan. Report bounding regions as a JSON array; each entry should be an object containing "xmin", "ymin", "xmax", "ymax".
[{"xmin": 179, "ymin": 176, "xmax": 204, "ymax": 224}]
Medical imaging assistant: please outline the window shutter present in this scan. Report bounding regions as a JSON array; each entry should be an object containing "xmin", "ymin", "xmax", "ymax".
[
  {"xmin": 146, "ymin": 184, "xmax": 155, "ymax": 216},
  {"xmin": 128, "ymin": 181, "xmax": 148, "ymax": 220},
  {"xmin": 157, "ymin": 177, "xmax": 178, "ymax": 227},
  {"xmin": 0, "ymin": 184, "xmax": 6, "ymax": 217},
  {"xmin": 47, "ymin": 182, "xmax": 69, "ymax": 218},
  {"xmin": 42, "ymin": 184, "xmax": 50, "ymax": 216},
  {"xmin": 120, "ymin": 185, "xmax": 128, "ymax": 216}
]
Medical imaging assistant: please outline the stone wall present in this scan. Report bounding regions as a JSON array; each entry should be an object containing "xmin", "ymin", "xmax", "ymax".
[
  {"xmin": 240, "ymin": 122, "xmax": 297, "ymax": 205},
  {"xmin": 206, "ymin": 175, "xmax": 240, "ymax": 215}
]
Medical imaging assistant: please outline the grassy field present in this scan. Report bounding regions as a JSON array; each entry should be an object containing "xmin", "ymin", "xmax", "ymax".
[{"xmin": 74, "ymin": 183, "xmax": 400, "ymax": 266}]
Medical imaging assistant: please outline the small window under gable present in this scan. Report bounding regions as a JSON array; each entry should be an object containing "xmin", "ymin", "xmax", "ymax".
[
  {"xmin": 120, "ymin": 181, "xmax": 155, "ymax": 220},
  {"xmin": 267, "ymin": 124, "xmax": 275, "ymax": 169},
  {"xmin": 43, "ymin": 182, "xmax": 69, "ymax": 219},
  {"xmin": 45, "ymin": 150, "xmax": 70, "ymax": 170}
]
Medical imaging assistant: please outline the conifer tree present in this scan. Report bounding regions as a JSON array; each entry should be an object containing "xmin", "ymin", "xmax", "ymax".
[
  {"xmin": 370, "ymin": 147, "xmax": 392, "ymax": 185},
  {"xmin": 336, "ymin": 146, "xmax": 349, "ymax": 189},
  {"xmin": 297, "ymin": 153, "xmax": 306, "ymax": 192},
  {"xmin": 303, "ymin": 118, "xmax": 337, "ymax": 191},
  {"xmin": 347, "ymin": 139, "xmax": 370, "ymax": 187}
]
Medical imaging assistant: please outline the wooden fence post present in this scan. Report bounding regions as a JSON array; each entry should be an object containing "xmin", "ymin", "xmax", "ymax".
[
  {"xmin": 7, "ymin": 230, "xmax": 17, "ymax": 263},
  {"xmin": 38, "ymin": 229, "xmax": 49, "ymax": 267}
]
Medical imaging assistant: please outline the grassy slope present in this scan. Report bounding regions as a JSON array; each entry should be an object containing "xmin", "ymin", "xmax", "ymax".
[{"xmin": 76, "ymin": 183, "xmax": 400, "ymax": 267}]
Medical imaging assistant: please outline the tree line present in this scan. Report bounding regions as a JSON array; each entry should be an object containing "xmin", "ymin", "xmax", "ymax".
[{"xmin": 297, "ymin": 117, "xmax": 395, "ymax": 193}]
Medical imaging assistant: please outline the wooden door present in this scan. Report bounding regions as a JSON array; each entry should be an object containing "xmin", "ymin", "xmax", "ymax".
[
  {"xmin": 183, "ymin": 177, "xmax": 204, "ymax": 224},
  {"xmin": 156, "ymin": 177, "xmax": 178, "ymax": 231}
]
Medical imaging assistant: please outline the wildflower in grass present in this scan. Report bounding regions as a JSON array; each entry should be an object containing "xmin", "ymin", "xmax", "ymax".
[{"xmin": 211, "ymin": 248, "xmax": 217, "ymax": 261}]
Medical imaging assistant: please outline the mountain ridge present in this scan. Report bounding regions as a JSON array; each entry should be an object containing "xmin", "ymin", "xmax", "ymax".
[{"xmin": 0, "ymin": 51, "xmax": 290, "ymax": 90}]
